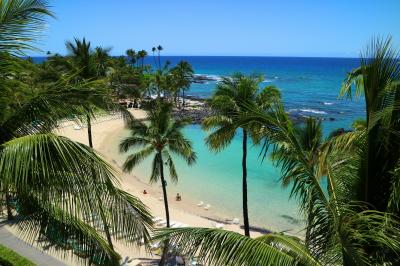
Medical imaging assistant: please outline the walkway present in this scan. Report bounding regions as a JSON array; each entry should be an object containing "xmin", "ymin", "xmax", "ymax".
[{"xmin": 0, "ymin": 226, "xmax": 67, "ymax": 266}]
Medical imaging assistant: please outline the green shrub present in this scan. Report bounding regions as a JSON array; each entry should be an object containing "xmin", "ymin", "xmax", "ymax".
[{"xmin": 0, "ymin": 244, "xmax": 35, "ymax": 266}]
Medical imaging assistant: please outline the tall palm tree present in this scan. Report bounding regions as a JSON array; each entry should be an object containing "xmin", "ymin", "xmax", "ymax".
[
  {"xmin": 120, "ymin": 102, "xmax": 196, "ymax": 229},
  {"xmin": 152, "ymin": 46, "xmax": 157, "ymax": 68},
  {"xmin": 65, "ymin": 38, "xmax": 120, "ymax": 149},
  {"xmin": 171, "ymin": 61, "xmax": 194, "ymax": 109},
  {"xmin": 203, "ymin": 73, "xmax": 280, "ymax": 237},
  {"xmin": 138, "ymin": 49, "xmax": 148, "ymax": 70},
  {"xmin": 339, "ymin": 36, "xmax": 400, "ymax": 212},
  {"xmin": 157, "ymin": 45, "xmax": 163, "ymax": 70},
  {"xmin": 126, "ymin": 48, "xmax": 137, "ymax": 67},
  {"xmin": 154, "ymin": 38, "xmax": 400, "ymax": 265},
  {"xmin": 93, "ymin": 46, "xmax": 111, "ymax": 77}
]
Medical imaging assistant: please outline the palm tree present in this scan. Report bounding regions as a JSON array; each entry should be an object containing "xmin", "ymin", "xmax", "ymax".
[
  {"xmin": 339, "ymin": 36, "xmax": 400, "ymax": 213},
  {"xmin": 203, "ymin": 73, "xmax": 280, "ymax": 237},
  {"xmin": 171, "ymin": 61, "xmax": 194, "ymax": 109},
  {"xmin": 93, "ymin": 46, "xmax": 111, "ymax": 77},
  {"xmin": 120, "ymin": 102, "xmax": 196, "ymax": 229},
  {"xmin": 153, "ymin": 38, "xmax": 400, "ymax": 265},
  {"xmin": 126, "ymin": 48, "xmax": 137, "ymax": 67},
  {"xmin": 65, "ymin": 38, "xmax": 120, "ymax": 149},
  {"xmin": 157, "ymin": 45, "xmax": 163, "ymax": 70},
  {"xmin": 138, "ymin": 49, "xmax": 148, "ymax": 69},
  {"xmin": 152, "ymin": 46, "xmax": 157, "ymax": 68}
]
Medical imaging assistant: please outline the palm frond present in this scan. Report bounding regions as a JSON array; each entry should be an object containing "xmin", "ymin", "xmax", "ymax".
[
  {"xmin": 153, "ymin": 228, "xmax": 304, "ymax": 266},
  {"xmin": 0, "ymin": 0, "xmax": 54, "ymax": 54}
]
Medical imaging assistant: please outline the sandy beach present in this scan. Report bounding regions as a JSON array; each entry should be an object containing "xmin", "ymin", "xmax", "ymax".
[{"xmin": 50, "ymin": 109, "xmax": 264, "ymax": 264}]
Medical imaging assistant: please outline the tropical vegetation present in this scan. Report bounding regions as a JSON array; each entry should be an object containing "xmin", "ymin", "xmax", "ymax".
[{"xmin": 0, "ymin": 1, "xmax": 153, "ymax": 265}]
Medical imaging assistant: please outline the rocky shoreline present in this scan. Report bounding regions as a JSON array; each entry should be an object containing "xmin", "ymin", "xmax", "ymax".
[{"xmin": 172, "ymin": 96, "xmax": 338, "ymax": 125}]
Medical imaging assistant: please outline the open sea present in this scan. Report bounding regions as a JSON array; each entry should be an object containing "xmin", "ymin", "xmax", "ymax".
[{"xmin": 34, "ymin": 56, "xmax": 363, "ymax": 233}]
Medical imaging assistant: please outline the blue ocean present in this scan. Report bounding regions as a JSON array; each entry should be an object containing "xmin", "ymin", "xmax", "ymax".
[{"xmin": 35, "ymin": 56, "xmax": 364, "ymax": 234}]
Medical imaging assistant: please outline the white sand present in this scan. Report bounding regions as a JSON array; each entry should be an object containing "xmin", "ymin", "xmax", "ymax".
[{"xmin": 38, "ymin": 109, "xmax": 262, "ymax": 264}]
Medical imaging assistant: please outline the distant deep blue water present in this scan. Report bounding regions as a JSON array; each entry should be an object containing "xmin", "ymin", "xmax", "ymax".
[
  {"xmin": 34, "ymin": 56, "xmax": 364, "ymax": 232},
  {"xmin": 33, "ymin": 56, "xmax": 364, "ymax": 134}
]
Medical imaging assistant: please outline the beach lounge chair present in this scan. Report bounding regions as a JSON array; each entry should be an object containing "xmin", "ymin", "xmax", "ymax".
[
  {"xmin": 73, "ymin": 125, "xmax": 82, "ymax": 130},
  {"xmin": 152, "ymin": 216, "xmax": 163, "ymax": 223},
  {"xmin": 213, "ymin": 222, "xmax": 224, "ymax": 229},
  {"xmin": 232, "ymin": 218, "xmax": 240, "ymax": 224},
  {"xmin": 204, "ymin": 204, "xmax": 211, "ymax": 210},
  {"xmin": 197, "ymin": 201, "xmax": 204, "ymax": 207},
  {"xmin": 172, "ymin": 222, "xmax": 183, "ymax": 228},
  {"xmin": 157, "ymin": 219, "xmax": 167, "ymax": 227}
]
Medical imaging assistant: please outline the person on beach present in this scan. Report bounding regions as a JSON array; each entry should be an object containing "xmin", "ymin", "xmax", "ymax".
[
  {"xmin": 143, "ymin": 190, "xmax": 147, "ymax": 194},
  {"xmin": 176, "ymin": 193, "xmax": 181, "ymax": 201}
]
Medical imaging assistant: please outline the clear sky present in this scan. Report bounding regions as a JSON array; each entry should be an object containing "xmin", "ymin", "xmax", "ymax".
[{"xmin": 34, "ymin": 0, "xmax": 400, "ymax": 57}]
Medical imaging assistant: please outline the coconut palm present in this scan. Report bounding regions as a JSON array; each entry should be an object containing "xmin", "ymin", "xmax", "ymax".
[
  {"xmin": 120, "ymin": 102, "xmax": 196, "ymax": 229},
  {"xmin": 126, "ymin": 48, "xmax": 137, "ymax": 67},
  {"xmin": 138, "ymin": 49, "xmax": 148, "ymax": 70},
  {"xmin": 65, "ymin": 38, "xmax": 120, "ymax": 149},
  {"xmin": 157, "ymin": 45, "xmax": 163, "ymax": 70},
  {"xmin": 171, "ymin": 61, "xmax": 194, "ymax": 109},
  {"xmin": 93, "ymin": 46, "xmax": 111, "ymax": 77},
  {"xmin": 0, "ymin": 68, "xmax": 153, "ymax": 265},
  {"xmin": 203, "ymin": 73, "xmax": 280, "ymax": 237},
  {"xmin": 151, "ymin": 46, "xmax": 157, "ymax": 68}
]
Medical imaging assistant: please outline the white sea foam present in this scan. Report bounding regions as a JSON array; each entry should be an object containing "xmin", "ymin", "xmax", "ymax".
[
  {"xmin": 299, "ymin": 109, "xmax": 327, "ymax": 115},
  {"xmin": 194, "ymin": 73, "xmax": 223, "ymax": 82},
  {"xmin": 323, "ymin": 102, "xmax": 334, "ymax": 105}
]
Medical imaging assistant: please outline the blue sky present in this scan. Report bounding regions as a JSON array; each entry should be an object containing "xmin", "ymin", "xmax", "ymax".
[{"xmin": 34, "ymin": 0, "xmax": 400, "ymax": 57}]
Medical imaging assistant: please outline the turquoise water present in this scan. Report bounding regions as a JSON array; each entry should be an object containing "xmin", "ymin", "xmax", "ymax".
[
  {"xmin": 120, "ymin": 56, "xmax": 363, "ymax": 233},
  {"xmin": 110, "ymin": 126, "xmax": 301, "ymax": 233},
  {"xmin": 35, "ymin": 56, "xmax": 363, "ymax": 232}
]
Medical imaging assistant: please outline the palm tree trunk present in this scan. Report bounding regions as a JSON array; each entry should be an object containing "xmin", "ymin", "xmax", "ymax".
[
  {"xmin": 159, "ymin": 153, "xmax": 170, "ymax": 227},
  {"xmin": 5, "ymin": 191, "xmax": 13, "ymax": 221},
  {"xmin": 158, "ymin": 52, "xmax": 161, "ymax": 71},
  {"xmin": 242, "ymin": 128, "xmax": 250, "ymax": 237},
  {"xmin": 159, "ymin": 152, "xmax": 170, "ymax": 265},
  {"xmin": 182, "ymin": 89, "xmax": 185, "ymax": 110},
  {"xmin": 87, "ymin": 114, "xmax": 93, "ymax": 148}
]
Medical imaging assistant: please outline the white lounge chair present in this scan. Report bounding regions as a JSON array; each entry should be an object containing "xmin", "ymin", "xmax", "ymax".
[
  {"xmin": 156, "ymin": 219, "xmax": 167, "ymax": 227},
  {"xmin": 172, "ymin": 222, "xmax": 182, "ymax": 228},
  {"xmin": 152, "ymin": 217, "xmax": 163, "ymax": 223},
  {"xmin": 213, "ymin": 222, "xmax": 224, "ymax": 229},
  {"xmin": 158, "ymin": 197, "xmax": 163, "ymax": 201},
  {"xmin": 204, "ymin": 204, "xmax": 211, "ymax": 210},
  {"xmin": 73, "ymin": 125, "xmax": 82, "ymax": 130},
  {"xmin": 197, "ymin": 201, "xmax": 204, "ymax": 207},
  {"xmin": 232, "ymin": 218, "xmax": 240, "ymax": 224}
]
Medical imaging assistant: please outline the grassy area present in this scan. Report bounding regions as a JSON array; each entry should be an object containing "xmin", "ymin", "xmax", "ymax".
[{"xmin": 0, "ymin": 244, "xmax": 36, "ymax": 266}]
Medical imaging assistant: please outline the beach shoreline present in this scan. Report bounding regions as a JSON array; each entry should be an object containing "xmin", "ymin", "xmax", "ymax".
[
  {"xmin": 55, "ymin": 109, "xmax": 302, "ymax": 237},
  {"xmin": 55, "ymin": 110, "xmax": 277, "ymax": 237}
]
